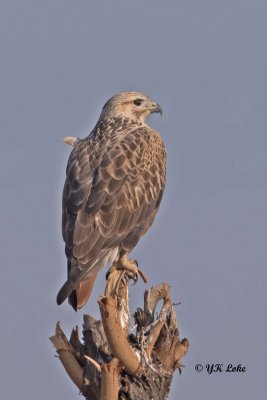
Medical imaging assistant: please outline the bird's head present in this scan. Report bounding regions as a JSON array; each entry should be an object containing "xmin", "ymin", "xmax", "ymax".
[{"xmin": 100, "ymin": 91, "xmax": 162, "ymax": 123}]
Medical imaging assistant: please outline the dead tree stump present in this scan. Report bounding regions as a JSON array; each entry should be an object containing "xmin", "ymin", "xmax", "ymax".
[{"xmin": 50, "ymin": 269, "xmax": 189, "ymax": 399}]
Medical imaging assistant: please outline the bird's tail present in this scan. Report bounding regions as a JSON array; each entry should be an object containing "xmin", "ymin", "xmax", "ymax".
[
  {"xmin": 68, "ymin": 269, "xmax": 99, "ymax": 310},
  {"xmin": 56, "ymin": 270, "xmax": 99, "ymax": 311},
  {"xmin": 56, "ymin": 252, "xmax": 112, "ymax": 311}
]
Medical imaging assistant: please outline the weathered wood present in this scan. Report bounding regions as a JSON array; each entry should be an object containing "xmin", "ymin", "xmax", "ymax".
[{"xmin": 50, "ymin": 269, "xmax": 189, "ymax": 399}]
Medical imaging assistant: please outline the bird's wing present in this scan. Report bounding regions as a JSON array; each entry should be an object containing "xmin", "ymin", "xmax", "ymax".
[
  {"xmin": 62, "ymin": 139, "xmax": 95, "ymax": 255},
  {"xmin": 59, "ymin": 121, "xmax": 166, "ymax": 309},
  {"xmin": 67, "ymin": 125, "xmax": 166, "ymax": 267}
]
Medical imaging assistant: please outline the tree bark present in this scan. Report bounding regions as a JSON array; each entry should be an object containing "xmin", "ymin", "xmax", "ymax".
[{"xmin": 50, "ymin": 269, "xmax": 189, "ymax": 399}]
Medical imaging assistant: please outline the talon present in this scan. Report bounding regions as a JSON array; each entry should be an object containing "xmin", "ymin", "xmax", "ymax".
[
  {"xmin": 109, "ymin": 253, "xmax": 148, "ymax": 284},
  {"xmin": 105, "ymin": 270, "xmax": 111, "ymax": 280},
  {"xmin": 133, "ymin": 273, "xmax": 139, "ymax": 284}
]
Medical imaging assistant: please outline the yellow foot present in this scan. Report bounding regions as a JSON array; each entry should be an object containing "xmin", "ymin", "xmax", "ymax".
[
  {"xmin": 106, "ymin": 255, "xmax": 148, "ymax": 283},
  {"xmin": 118, "ymin": 255, "xmax": 139, "ymax": 277}
]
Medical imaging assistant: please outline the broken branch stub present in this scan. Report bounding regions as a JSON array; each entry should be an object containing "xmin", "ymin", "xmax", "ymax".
[
  {"xmin": 49, "ymin": 322, "xmax": 85, "ymax": 393},
  {"xmin": 100, "ymin": 358, "xmax": 120, "ymax": 400}
]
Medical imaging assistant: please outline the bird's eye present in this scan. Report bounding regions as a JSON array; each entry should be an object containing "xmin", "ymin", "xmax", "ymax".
[{"xmin": 134, "ymin": 99, "xmax": 142, "ymax": 106}]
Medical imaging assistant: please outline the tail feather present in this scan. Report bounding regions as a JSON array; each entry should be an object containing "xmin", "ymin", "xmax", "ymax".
[
  {"xmin": 68, "ymin": 269, "xmax": 99, "ymax": 311},
  {"xmin": 56, "ymin": 280, "xmax": 75, "ymax": 306},
  {"xmin": 56, "ymin": 268, "xmax": 99, "ymax": 310},
  {"xmin": 57, "ymin": 249, "xmax": 119, "ymax": 310},
  {"xmin": 56, "ymin": 252, "xmax": 109, "ymax": 309}
]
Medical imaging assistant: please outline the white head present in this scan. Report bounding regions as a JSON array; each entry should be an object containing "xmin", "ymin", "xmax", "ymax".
[{"xmin": 100, "ymin": 91, "xmax": 162, "ymax": 123}]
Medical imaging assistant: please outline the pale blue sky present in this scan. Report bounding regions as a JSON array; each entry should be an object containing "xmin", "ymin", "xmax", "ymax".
[{"xmin": 0, "ymin": 1, "xmax": 266, "ymax": 399}]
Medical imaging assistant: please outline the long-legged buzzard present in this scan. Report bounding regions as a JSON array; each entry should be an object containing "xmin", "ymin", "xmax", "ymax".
[{"xmin": 57, "ymin": 92, "xmax": 166, "ymax": 310}]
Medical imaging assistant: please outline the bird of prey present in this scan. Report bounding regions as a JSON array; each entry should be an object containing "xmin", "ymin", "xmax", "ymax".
[{"xmin": 57, "ymin": 92, "xmax": 166, "ymax": 310}]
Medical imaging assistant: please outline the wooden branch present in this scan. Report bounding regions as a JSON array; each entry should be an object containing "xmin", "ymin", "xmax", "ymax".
[
  {"xmin": 84, "ymin": 355, "xmax": 101, "ymax": 372},
  {"xmin": 99, "ymin": 295, "xmax": 141, "ymax": 375},
  {"xmin": 51, "ymin": 270, "xmax": 189, "ymax": 399},
  {"xmin": 144, "ymin": 282, "xmax": 171, "ymax": 324},
  {"xmin": 49, "ymin": 322, "xmax": 85, "ymax": 393},
  {"xmin": 175, "ymin": 338, "xmax": 189, "ymax": 366},
  {"xmin": 100, "ymin": 358, "xmax": 120, "ymax": 400},
  {"xmin": 99, "ymin": 268, "xmax": 142, "ymax": 375},
  {"xmin": 145, "ymin": 299, "xmax": 172, "ymax": 358}
]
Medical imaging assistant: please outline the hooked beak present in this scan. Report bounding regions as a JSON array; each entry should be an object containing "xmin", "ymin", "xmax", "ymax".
[{"xmin": 150, "ymin": 102, "xmax": 162, "ymax": 116}]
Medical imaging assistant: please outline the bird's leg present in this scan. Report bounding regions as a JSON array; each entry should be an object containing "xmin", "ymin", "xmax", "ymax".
[
  {"xmin": 117, "ymin": 254, "xmax": 139, "ymax": 281},
  {"xmin": 107, "ymin": 252, "xmax": 148, "ymax": 283}
]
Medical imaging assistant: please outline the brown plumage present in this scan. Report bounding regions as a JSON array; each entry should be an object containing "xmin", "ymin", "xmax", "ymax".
[{"xmin": 57, "ymin": 92, "xmax": 166, "ymax": 310}]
